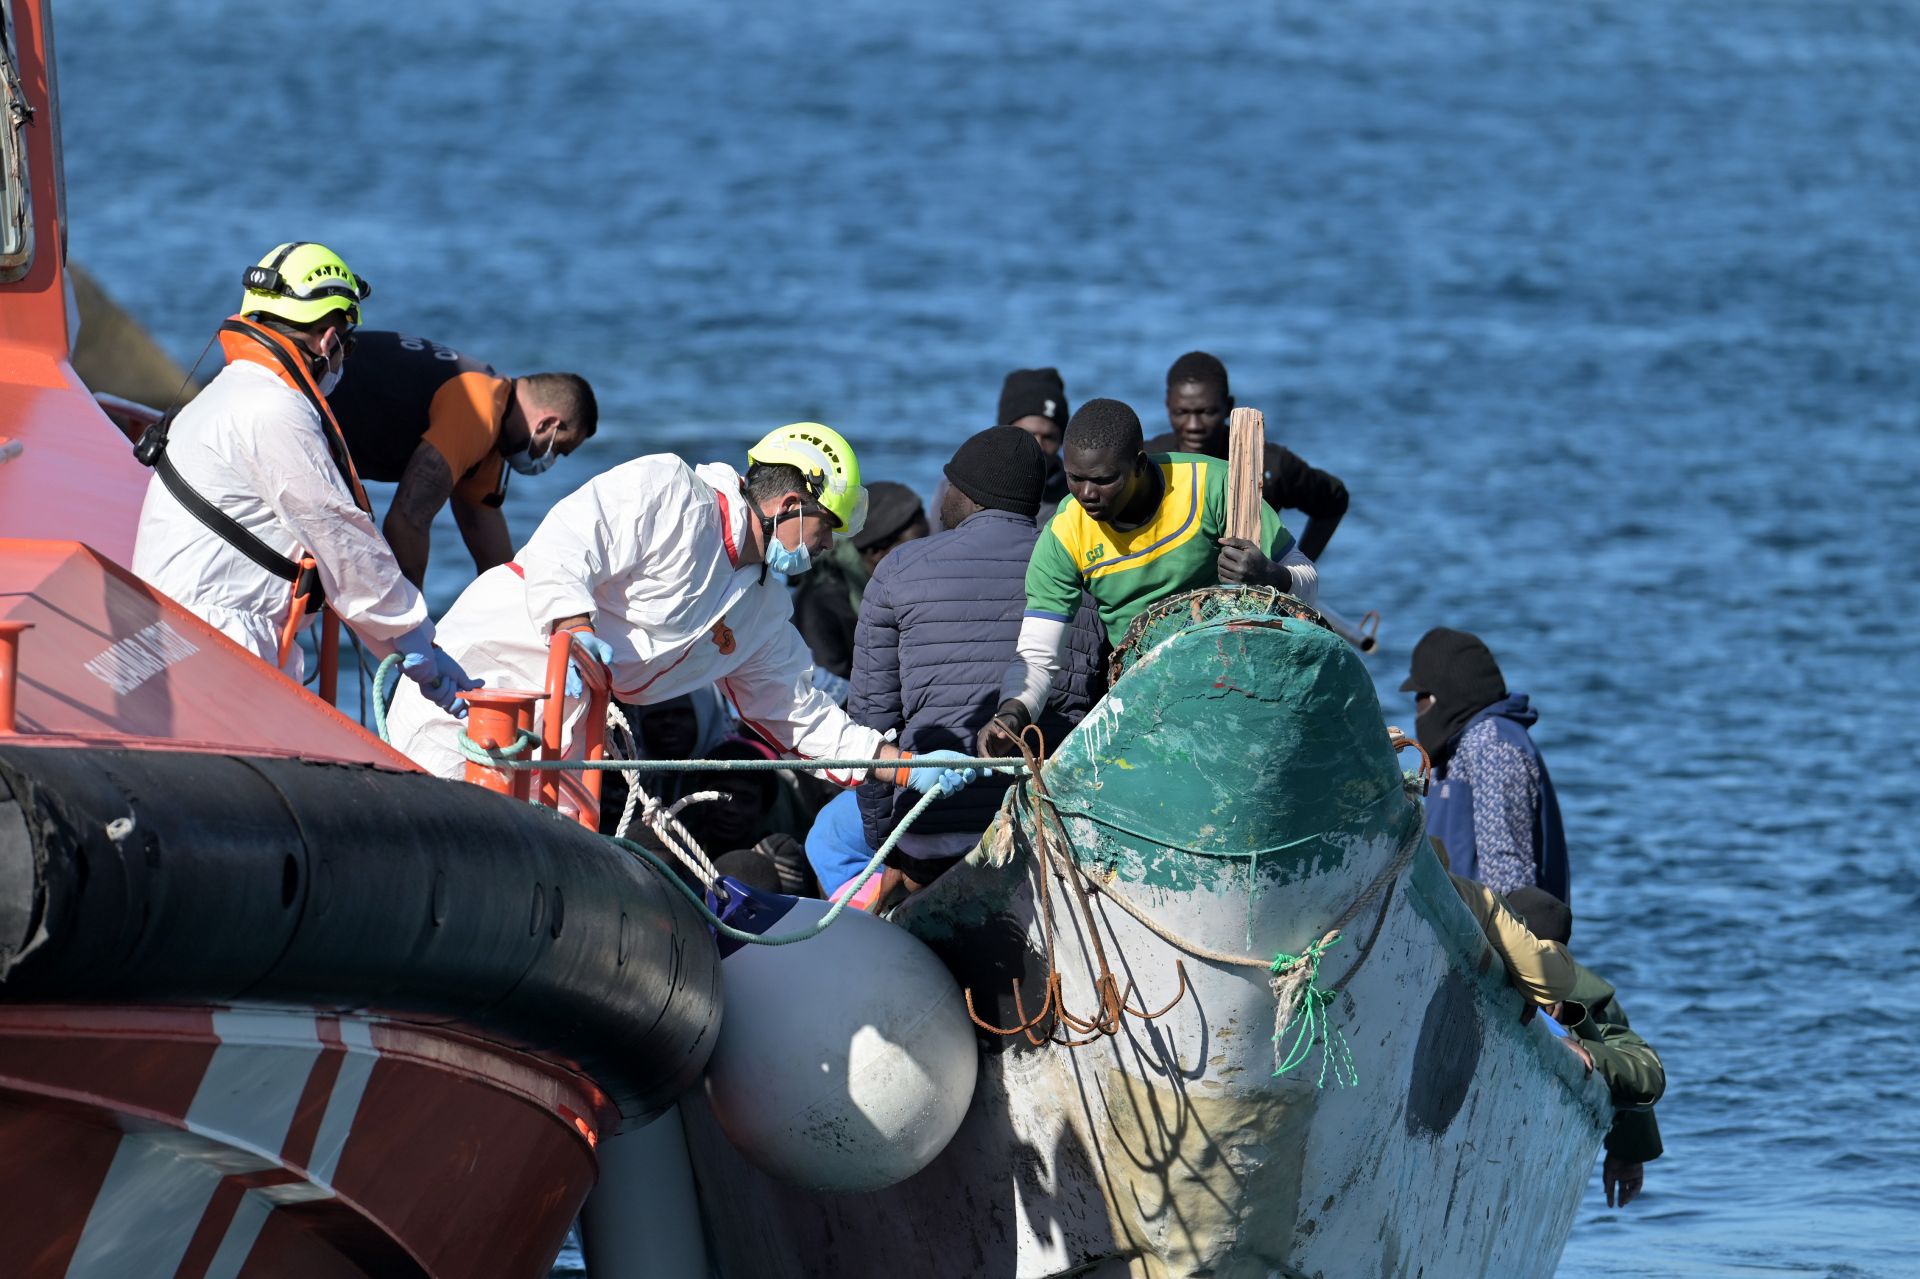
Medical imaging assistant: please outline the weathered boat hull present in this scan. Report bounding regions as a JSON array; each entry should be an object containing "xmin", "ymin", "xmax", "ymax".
[{"xmin": 680, "ymin": 590, "xmax": 1609, "ymax": 1278}]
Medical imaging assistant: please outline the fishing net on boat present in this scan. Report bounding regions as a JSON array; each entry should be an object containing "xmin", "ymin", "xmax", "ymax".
[{"xmin": 1108, "ymin": 586, "xmax": 1337, "ymax": 683}]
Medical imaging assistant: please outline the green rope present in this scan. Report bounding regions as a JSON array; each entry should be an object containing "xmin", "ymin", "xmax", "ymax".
[
  {"xmin": 370, "ymin": 654, "xmax": 1023, "ymax": 775},
  {"xmin": 1269, "ymin": 936, "xmax": 1359, "ymax": 1088},
  {"xmin": 373, "ymin": 653, "xmax": 403, "ymax": 742},
  {"xmin": 453, "ymin": 726, "xmax": 1022, "ymax": 775},
  {"xmin": 606, "ymin": 785, "xmax": 946, "ymax": 946}
]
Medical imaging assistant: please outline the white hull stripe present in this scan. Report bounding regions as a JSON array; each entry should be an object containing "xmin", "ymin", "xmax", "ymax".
[
  {"xmin": 63, "ymin": 1012, "xmax": 382, "ymax": 1279},
  {"xmin": 185, "ymin": 1011, "xmax": 324, "ymax": 1158},
  {"xmin": 64, "ymin": 1132, "xmax": 230, "ymax": 1279},
  {"xmin": 308, "ymin": 1017, "xmax": 377, "ymax": 1187},
  {"xmin": 202, "ymin": 1191, "xmax": 275, "ymax": 1279}
]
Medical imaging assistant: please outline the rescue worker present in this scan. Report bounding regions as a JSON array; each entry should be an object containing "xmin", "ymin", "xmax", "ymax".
[
  {"xmin": 385, "ymin": 423, "xmax": 979, "ymax": 810},
  {"xmin": 980, "ymin": 397, "xmax": 1317, "ymax": 754},
  {"xmin": 130, "ymin": 243, "xmax": 477, "ymax": 715},
  {"xmin": 325, "ymin": 332, "xmax": 598, "ymax": 587},
  {"xmin": 1144, "ymin": 351, "xmax": 1349, "ymax": 561}
]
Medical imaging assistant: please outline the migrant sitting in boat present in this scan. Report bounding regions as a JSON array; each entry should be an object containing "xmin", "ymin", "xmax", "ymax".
[
  {"xmin": 129, "ymin": 242, "xmax": 480, "ymax": 717},
  {"xmin": 325, "ymin": 330, "xmax": 597, "ymax": 587},
  {"xmin": 981, "ymin": 395, "xmax": 1317, "ymax": 752},
  {"xmin": 848, "ymin": 426, "xmax": 1102, "ymax": 897},
  {"xmin": 385, "ymin": 422, "xmax": 979, "ymax": 807},
  {"xmin": 1442, "ymin": 841, "xmax": 1667, "ymax": 1210},
  {"xmin": 996, "ymin": 366, "xmax": 1072, "ymax": 513},
  {"xmin": 1406, "ymin": 626, "xmax": 1571, "ymax": 900},
  {"xmin": 790, "ymin": 480, "xmax": 927, "ymax": 691},
  {"xmin": 1501, "ymin": 881, "xmax": 1667, "ymax": 1208},
  {"xmin": 1145, "ymin": 349, "xmax": 1351, "ymax": 561}
]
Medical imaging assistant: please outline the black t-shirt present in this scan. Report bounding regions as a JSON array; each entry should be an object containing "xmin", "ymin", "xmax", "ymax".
[{"xmin": 327, "ymin": 331, "xmax": 498, "ymax": 485}]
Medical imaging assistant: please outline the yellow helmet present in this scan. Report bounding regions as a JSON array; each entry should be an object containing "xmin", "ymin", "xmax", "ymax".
[
  {"xmin": 239, "ymin": 242, "xmax": 371, "ymax": 326},
  {"xmin": 747, "ymin": 422, "xmax": 868, "ymax": 540}
]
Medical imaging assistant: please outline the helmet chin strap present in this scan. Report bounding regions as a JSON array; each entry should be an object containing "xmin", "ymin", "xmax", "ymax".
[{"xmin": 743, "ymin": 484, "xmax": 807, "ymax": 584}]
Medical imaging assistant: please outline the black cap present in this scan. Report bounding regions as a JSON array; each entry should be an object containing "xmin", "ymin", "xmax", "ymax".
[
  {"xmin": 1504, "ymin": 886, "xmax": 1573, "ymax": 945},
  {"xmin": 997, "ymin": 368, "xmax": 1069, "ymax": 431},
  {"xmin": 944, "ymin": 426, "xmax": 1047, "ymax": 519},
  {"xmin": 850, "ymin": 481, "xmax": 925, "ymax": 551}
]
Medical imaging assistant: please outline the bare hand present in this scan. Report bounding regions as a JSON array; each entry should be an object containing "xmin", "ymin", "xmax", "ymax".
[
  {"xmin": 1563, "ymin": 1039, "xmax": 1595, "ymax": 1075},
  {"xmin": 1603, "ymin": 1156, "xmax": 1644, "ymax": 1208},
  {"xmin": 1217, "ymin": 537, "xmax": 1278, "ymax": 587}
]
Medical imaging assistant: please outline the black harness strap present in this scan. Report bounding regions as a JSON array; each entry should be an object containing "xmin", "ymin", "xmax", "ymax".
[
  {"xmin": 131, "ymin": 317, "xmax": 359, "ymax": 615},
  {"xmin": 216, "ymin": 319, "xmax": 366, "ymax": 508},
  {"xmin": 151, "ymin": 453, "xmax": 324, "ymax": 612}
]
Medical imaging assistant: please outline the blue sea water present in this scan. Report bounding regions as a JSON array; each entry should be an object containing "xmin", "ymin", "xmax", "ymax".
[{"xmin": 52, "ymin": 1, "xmax": 1920, "ymax": 1275}]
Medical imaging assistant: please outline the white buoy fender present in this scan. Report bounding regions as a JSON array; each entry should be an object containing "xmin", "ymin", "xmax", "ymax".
[{"xmin": 702, "ymin": 888, "xmax": 979, "ymax": 1192}]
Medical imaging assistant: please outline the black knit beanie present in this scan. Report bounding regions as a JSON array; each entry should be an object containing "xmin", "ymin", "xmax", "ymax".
[
  {"xmin": 997, "ymin": 368, "xmax": 1069, "ymax": 431},
  {"xmin": 944, "ymin": 426, "xmax": 1046, "ymax": 518}
]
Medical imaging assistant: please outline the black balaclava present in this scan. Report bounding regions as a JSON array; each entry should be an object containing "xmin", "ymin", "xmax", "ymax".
[{"xmin": 1400, "ymin": 627, "xmax": 1507, "ymax": 771}]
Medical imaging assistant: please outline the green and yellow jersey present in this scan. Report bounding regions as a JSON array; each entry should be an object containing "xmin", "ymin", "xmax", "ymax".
[{"xmin": 1025, "ymin": 453, "xmax": 1292, "ymax": 645}]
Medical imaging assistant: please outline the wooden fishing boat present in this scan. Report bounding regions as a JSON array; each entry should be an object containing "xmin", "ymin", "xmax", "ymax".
[
  {"xmin": 677, "ymin": 586, "xmax": 1611, "ymax": 1278},
  {"xmin": 0, "ymin": 6, "xmax": 719, "ymax": 1275}
]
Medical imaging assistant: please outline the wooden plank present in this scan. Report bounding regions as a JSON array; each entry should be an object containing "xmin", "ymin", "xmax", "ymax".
[{"xmin": 1225, "ymin": 406, "xmax": 1265, "ymax": 543}]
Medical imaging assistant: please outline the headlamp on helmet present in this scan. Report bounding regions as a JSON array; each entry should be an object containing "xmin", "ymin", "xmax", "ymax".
[{"xmin": 239, "ymin": 242, "xmax": 372, "ymax": 327}]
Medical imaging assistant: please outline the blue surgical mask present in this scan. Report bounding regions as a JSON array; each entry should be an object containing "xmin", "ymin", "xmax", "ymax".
[
  {"xmin": 508, "ymin": 428, "xmax": 558, "ymax": 476},
  {"xmin": 764, "ymin": 527, "xmax": 813, "ymax": 576}
]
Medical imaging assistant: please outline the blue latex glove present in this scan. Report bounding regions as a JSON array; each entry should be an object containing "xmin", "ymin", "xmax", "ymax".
[
  {"xmin": 400, "ymin": 649, "xmax": 482, "ymax": 719},
  {"xmin": 902, "ymin": 749, "xmax": 978, "ymax": 798},
  {"xmin": 565, "ymin": 630, "xmax": 615, "ymax": 699}
]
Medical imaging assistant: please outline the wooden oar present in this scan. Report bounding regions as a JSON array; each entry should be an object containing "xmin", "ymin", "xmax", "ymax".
[
  {"xmin": 1224, "ymin": 406, "xmax": 1265, "ymax": 543},
  {"xmin": 1225, "ymin": 405, "xmax": 1380, "ymax": 652}
]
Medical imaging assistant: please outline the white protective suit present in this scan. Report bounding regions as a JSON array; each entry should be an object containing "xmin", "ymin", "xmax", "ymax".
[
  {"xmin": 387, "ymin": 456, "xmax": 885, "ymax": 786},
  {"xmin": 131, "ymin": 359, "xmax": 429, "ymax": 677}
]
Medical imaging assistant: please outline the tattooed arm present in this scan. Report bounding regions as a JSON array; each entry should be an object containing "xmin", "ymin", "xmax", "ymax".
[
  {"xmin": 384, "ymin": 440, "xmax": 455, "ymax": 588},
  {"xmin": 450, "ymin": 495, "xmax": 514, "ymax": 576}
]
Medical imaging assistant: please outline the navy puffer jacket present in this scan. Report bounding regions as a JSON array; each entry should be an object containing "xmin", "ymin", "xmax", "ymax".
[{"xmin": 850, "ymin": 508, "xmax": 1102, "ymax": 847}]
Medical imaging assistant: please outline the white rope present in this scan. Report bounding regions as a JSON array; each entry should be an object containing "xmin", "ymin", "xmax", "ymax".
[{"xmin": 605, "ymin": 702, "xmax": 722, "ymax": 888}]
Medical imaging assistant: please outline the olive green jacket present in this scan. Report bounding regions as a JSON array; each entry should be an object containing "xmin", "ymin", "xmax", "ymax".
[
  {"xmin": 1566, "ymin": 963, "xmax": 1665, "ymax": 1163},
  {"xmin": 1449, "ymin": 872, "xmax": 1579, "ymax": 1007}
]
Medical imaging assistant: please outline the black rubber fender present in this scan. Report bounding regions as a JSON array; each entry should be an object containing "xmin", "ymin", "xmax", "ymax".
[{"xmin": 0, "ymin": 744, "xmax": 721, "ymax": 1130}]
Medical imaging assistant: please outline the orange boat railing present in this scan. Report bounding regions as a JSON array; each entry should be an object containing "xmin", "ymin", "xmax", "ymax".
[{"xmin": 460, "ymin": 631, "xmax": 608, "ymax": 831}]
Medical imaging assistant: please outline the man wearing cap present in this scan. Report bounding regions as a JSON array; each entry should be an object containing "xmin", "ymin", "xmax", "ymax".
[
  {"xmin": 386, "ymin": 425, "xmax": 979, "ymax": 815},
  {"xmin": 1404, "ymin": 627, "xmax": 1569, "ymax": 900},
  {"xmin": 132, "ymin": 242, "xmax": 478, "ymax": 717},
  {"xmin": 791, "ymin": 480, "xmax": 928, "ymax": 686},
  {"xmin": 998, "ymin": 367, "xmax": 1072, "ymax": 511},
  {"xmin": 850, "ymin": 427, "xmax": 1102, "ymax": 886},
  {"xmin": 1495, "ymin": 881, "xmax": 1666, "ymax": 1209}
]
